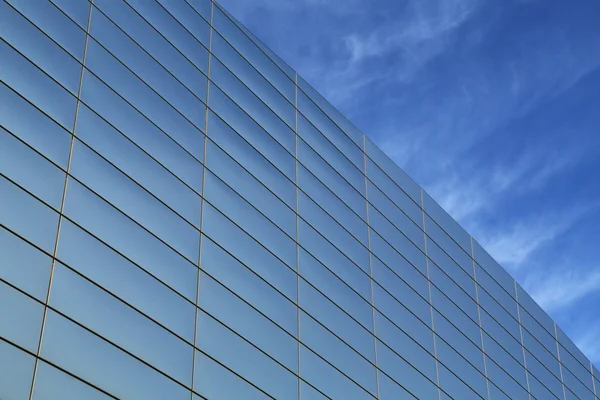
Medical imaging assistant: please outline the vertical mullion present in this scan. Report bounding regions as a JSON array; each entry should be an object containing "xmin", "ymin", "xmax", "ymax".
[
  {"xmin": 190, "ymin": 1, "xmax": 214, "ymax": 398},
  {"xmin": 555, "ymin": 323, "xmax": 568, "ymax": 400},
  {"xmin": 515, "ymin": 281, "xmax": 534, "ymax": 400},
  {"xmin": 421, "ymin": 190, "xmax": 442, "ymax": 399},
  {"xmin": 363, "ymin": 135, "xmax": 380, "ymax": 399},
  {"xmin": 294, "ymin": 71, "xmax": 301, "ymax": 399},
  {"xmin": 421, "ymin": 188, "xmax": 442, "ymax": 400},
  {"xmin": 27, "ymin": 2, "xmax": 95, "ymax": 399},
  {"xmin": 471, "ymin": 236, "xmax": 491, "ymax": 399}
]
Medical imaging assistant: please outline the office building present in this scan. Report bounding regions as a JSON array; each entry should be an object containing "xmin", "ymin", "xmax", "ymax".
[{"xmin": 0, "ymin": 0, "xmax": 598, "ymax": 398}]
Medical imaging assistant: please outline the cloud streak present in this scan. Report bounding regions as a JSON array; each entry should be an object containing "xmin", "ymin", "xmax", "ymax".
[{"xmin": 525, "ymin": 268, "xmax": 600, "ymax": 312}]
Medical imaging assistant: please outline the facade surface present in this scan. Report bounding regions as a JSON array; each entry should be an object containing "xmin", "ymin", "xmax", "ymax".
[{"xmin": 0, "ymin": 0, "xmax": 598, "ymax": 399}]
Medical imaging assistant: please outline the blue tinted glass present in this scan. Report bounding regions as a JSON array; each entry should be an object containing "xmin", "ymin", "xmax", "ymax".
[
  {"xmin": 0, "ymin": 339, "xmax": 36, "ymax": 400},
  {"xmin": 0, "ymin": 226, "xmax": 51, "ymax": 301}
]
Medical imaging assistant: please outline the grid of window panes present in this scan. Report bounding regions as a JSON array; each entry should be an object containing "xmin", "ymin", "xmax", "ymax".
[{"xmin": 0, "ymin": 0, "xmax": 598, "ymax": 399}]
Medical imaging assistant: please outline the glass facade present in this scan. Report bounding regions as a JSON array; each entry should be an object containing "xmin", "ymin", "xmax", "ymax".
[{"xmin": 0, "ymin": 0, "xmax": 598, "ymax": 399}]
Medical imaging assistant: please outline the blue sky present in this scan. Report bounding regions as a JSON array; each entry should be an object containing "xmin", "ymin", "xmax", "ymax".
[{"xmin": 217, "ymin": 0, "xmax": 600, "ymax": 363}]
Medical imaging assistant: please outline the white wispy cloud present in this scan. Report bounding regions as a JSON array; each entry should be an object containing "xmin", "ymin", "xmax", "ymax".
[
  {"xmin": 524, "ymin": 268, "xmax": 600, "ymax": 312},
  {"xmin": 476, "ymin": 204, "xmax": 593, "ymax": 268}
]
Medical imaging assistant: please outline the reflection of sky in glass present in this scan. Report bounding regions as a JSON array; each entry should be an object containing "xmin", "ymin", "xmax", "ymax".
[{"xmin": 0, "ymin": 0, "xmax": 598, "ymax": 399}]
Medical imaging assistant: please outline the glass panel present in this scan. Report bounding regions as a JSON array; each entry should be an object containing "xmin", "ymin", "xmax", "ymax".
[
  {"xmin": 0, "ymin": 0, "xmax": 82, "ymax": 94},
  {"xmin": 206, "ymin": 140, "xmax": 295, "ymax": 237},
  {"xmin": 472, "ymin": 239, "xmax": 516, "ymax": 298},
  {"xmin": 89, "ymin": 8, "xmax": 207, "ymax": 123},
  {"xmin": 369, "ymin": 231, "xmax": 429, "ymax": 299},
  {"xmin": 299, "ymin": 279, "xmax": 375, "ymax": 362},
  {"xmin": 429, "ymin": 261, "xmax": 478, "ymax": 323},
  {"xmin": 0, "ymin": 128, "xmax": 66, "ymax": 210},
  {"xmin": 49, "ymin": 262, "xmax": 194, "ymax": 385},
  {"xmin": 476, "ymin": 264, "xmax": 518, "ymax": 318},
  {"xmin": 297, "ymin": 76, "xmax": 363, "ymax": 146},
  {"xmin": 517, "ymin": 284, "xmax": 556, "ymax": 338},
  {"xmin": 480, "ymin": 308, "xmax": 524, "ymax": 365},
  {"xmin": 0, "ymin": 175, "xmax": 60, "ymax": 253},
  {"xmin": 80, "ymin": 72, "xmax": 203, "ymax": 192},
  {"xmin": 366, "ymin": 158, "xmax": 422, "ymax": 227},
  {"xmin": 211, "ymin": 30, "xmax": 294, "ymax": 127},
  {"xmin": 33, "ymin": 360, "xmax": 112, "ymax": 400},
  {"xmin": 485, "ymin": 360, "xmax": 529, "ymax": 400},
  {"xmin": 437, "ymin": 362, "xmax": 482, "ymax": 400},
  {"xmin": 299, "ymin": 345, "xmax": 372, "ymax": 400},
  {"xmin": 196, "ymin": 310, "xmax": 298, "ymax": 400},
  {"xmin": 123, "ymin": 0, "xmax": 208, "ymax": 72},
  {"xmin": 300, "ymin": 381, "xmax": 329, "ymax": 400},
  {"xmin": 524, "ymin": 345, "xmax": 563, "ymax": 397},
  {"xmin": 0, "ymin": 81, "xmax": 72, "ymax": 168},
  {"xmin": 57, "ymin": 219, "xmax": 196, "ymax": 341},
  {"xmin": 203, "ymin": 170, "xmax": 296, "ymax": 269},
  {"xmin": 194, "ymin": 351, "xmax": 270, "ymax": 400},
  {"xmin": 63, "ymin": 179, "xmax": 198, "ymax": 301},
  {"xmin": 75, "ymin": 104, "xmax": 202, "ymax": 226},
  {"xmin": 299, "ymin": 248, "xmax": 373, "ymax": 331},
  {"xmin": 186, "ymin": 0, "xmax": 212, "ymax": 21},
  {"xmin": 156, "ymin": 0, "xmax": 210, "ymax": 48},
  {"xmin": 207, "ymin": 111, "xmax": 295, "ymax": 208},
  {"xmin": 427, "ymin": 238, "xmax": 476, "ymax": 299},
  {"xmin": 297, "ymin": 89, "xmax": 363, "ymax": 169},
  {"xmin": 298, "ymin": 220, "xmax": 371, "ymax": 300},
  {"xmin": 364, "ymin": 136, "xmax": 421, "ymax": 202},
  {"xmin": 298, "ymin": 138, "xmax": 367, "ymax": 219},
  {"xmin": 209, "ymin": 83, "xmax": 295, "ymax": 179},
  {"xmin": 377, "ymin": 340, "xmax": 439, "ymax": 400},
  {"xmin": 372, "ymin": 282, "xmax": 434, "ymax": 353},
  {"xmin": 372, "ymin": 257, "xmax": 431, "ymax": 327},
  {"xmin": 212, "ymin": 5, "xmax": 295, "ymax": 102},
  {"xmin": 5, "ymin": 0, "xmax": 86, "ymax": 60},
  {"xmin": 41, "ymin": 310, "xmax": 189, "ymax": 399},
  {"xmin": 201, "ymin": 203, "xmax": 297, "ymax": 302},
  {"xmin": 298, "ymin": 164, "xmax": 368, "ymax": 245},
  {"xmin": 374, "ymin": 311, "xmax": 436, "ymax": 381},
  {"xmin": 198, "ymin": 273, "xmax": 298, "ymax": 372},
  {"xmin": 0, "ymin": 38, "xmax": 77, "ymax": 130},
  {"xmin": 200, "ymin": 236, "xmax": 297, "ymax": 336},
  {"xmin": 298, "ymin": 113, "xmax": 365, "ymax": 194},
  {"xmin": 422, "ymin": 191, "xmax": 471, "ymax": 253},
  {"xmin": 69, "ymin": 140, "xmax": 201, "ymax": 262},
  {"xmin": 0, "ymin": 226, "xmax": 51, "ymax": 302},
  {"xmin": 367, "ymin": 181, "xmax": 424, "ymax": 251},
  {"xmin": 49, "ymin": 0, "xmax": 90, "ymax": 29},
  {"xmin": 299, "ymin": 192, "xmax": 369, "ymax": 273},
  {"xmin": 430, "ymin": 286, "xmax": 481, "ymax": 347},
  {"xmin": 0, "ymin": 280, "xmax": 44, "ymax": 352},
  {"xmin": 425, "ymin": 214, "xmax": 473, "ymax": 274},
  {"xmin": 217, "ymin": 4, "xmax": 295, "ymax": 80},
  {"xmin": 210, "ymin": 57, "xmax": 295, "ymax": 153},
  {"xmin": 92, "ymin": 0, "xmax": 206, "ymax": 97},
  {"xmin": 378, "ymin": 371, "xmax": 418, "ymax": 400},
  {"xmin": 84, "ymin": 38, "xmax": 205, "ymax": 159},
  {"xmin": 369, "ymin": 206, "xmax": 426, "ymax": 275},
  {"xmin": 0, "ymin": 339, "xmax": 36, "ymax": 400},
  {"xmin": 300, "ymin": 311, "xmax": 377, "ymax": 395},
  {"xmin": 434, "ymin": 310, "xmax": 485, "ymax": 374}
]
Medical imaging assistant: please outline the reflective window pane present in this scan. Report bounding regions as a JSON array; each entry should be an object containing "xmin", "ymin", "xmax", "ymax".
[
  {"xmin": 0, "ymin": 226, "xmax": 51, "ymax": 302},
  {"xmin": 0, "ymin": 175, "xmax": 60, "ymax": 254},
  {"xmin": 0, "ymin": 339, "xmax": 36, "ymax": 400},
  {"xmin": 57, "ymin": 219, "xmax": 196, "ymax": 341},
  {"xmin": 33, "ymin": 360, "xmax": 112, "ymax": 400},
  {"xmin": 41, "ymin": 310, "xmax": 189, "ymax": 399},
  {"xmin": 196, "ymin": 310, "xmax": 298, "ymax": 400}
]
